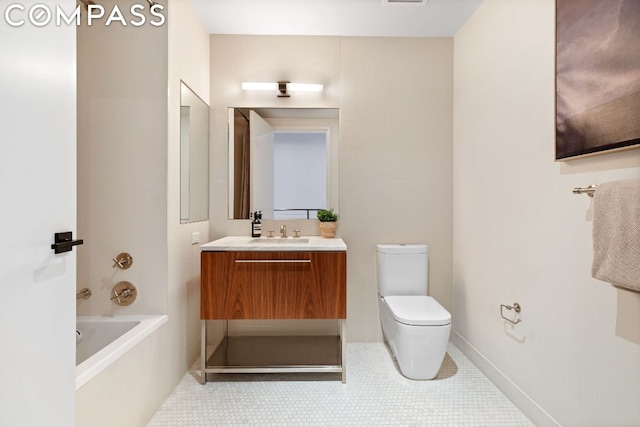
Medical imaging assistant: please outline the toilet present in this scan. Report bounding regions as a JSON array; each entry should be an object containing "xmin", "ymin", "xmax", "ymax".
[{"xmin": 376, "ymin": 244, "xmax": 451, "ymax": 380}]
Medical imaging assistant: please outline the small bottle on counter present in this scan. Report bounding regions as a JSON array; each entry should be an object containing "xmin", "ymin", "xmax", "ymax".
[{"xmin": 251, "ymin": 211, "xmax": 262, "ymax": 237}]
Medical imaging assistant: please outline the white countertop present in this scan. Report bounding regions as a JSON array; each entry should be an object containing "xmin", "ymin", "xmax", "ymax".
[{"xmin": 201, "ymin": 235, "xmax": 347, "ymax": 252}]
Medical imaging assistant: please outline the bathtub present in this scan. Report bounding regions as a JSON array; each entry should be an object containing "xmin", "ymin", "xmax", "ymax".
[{"xmin": 75, "ymin": 315, "xmax": 167, "ymax": 391}]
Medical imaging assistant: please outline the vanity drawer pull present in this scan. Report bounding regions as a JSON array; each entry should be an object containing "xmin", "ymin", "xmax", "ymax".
[{"xmin": 234, "ymin": 259, "xmax": 311, "ymax": 264}]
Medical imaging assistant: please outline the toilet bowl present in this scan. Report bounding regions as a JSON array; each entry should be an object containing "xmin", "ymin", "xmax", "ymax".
[{"xmin": 376, "ymin": 244, "xmax": 451, "ymax": 380}]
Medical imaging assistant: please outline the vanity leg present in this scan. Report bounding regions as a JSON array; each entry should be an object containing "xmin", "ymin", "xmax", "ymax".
[
  {"xmin": 200, "ymin": 320, "xmax": 207, "ymax": 384},
  {"xmin": 340, "ymin": 319, "xmax": 347, "ymax": 383}
]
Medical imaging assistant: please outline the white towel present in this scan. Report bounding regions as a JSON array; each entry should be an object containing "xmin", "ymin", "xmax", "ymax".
[{"xmin": 591, "ymin": 178, "xmax": 640, "ymax": 292}]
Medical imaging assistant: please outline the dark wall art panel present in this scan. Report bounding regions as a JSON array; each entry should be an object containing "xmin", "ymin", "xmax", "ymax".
[{"xmin": 556, "ymin": 0, "xmax": 640, "ymax": 160}]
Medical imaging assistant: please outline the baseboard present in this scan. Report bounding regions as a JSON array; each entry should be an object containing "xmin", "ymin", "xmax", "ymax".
[{"xmin": 453, "ymin": 332, "xmax": 561, "ymax": 427}]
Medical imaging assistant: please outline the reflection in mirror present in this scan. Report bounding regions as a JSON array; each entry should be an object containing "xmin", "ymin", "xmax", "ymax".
[
  {"xmin": 228, "ymin": 108, "xmax": 339, "ymax": 220},
  {"xmin": 180, "ymin": 82, "xmax": 209, "ymax": 224}
]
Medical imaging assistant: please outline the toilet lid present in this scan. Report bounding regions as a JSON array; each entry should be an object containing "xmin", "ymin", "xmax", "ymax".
[{"xmin": 384, "ymin": 296, "xmax": 451, "ymax": 326}]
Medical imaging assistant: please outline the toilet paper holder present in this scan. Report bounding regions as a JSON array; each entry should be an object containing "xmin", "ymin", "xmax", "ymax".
[{"xmin": 500, "ymin": 302, "xmax": 521, "ymax": 324}]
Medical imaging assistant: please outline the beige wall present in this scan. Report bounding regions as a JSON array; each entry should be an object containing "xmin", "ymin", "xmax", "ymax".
[
  {"xmin": 453, "ymin": 0, "xmax": 640, "ymax": 426},
  {"xmin": 76, "ymin": 1, "xmax": 170, "ymax": 423},
  {"xmin": 77, "ymin": 0, "xmax": 168, "ymax": 317},
  {"xmin": 167, "ymin": 0, "xmax": 211, "ymax": 384},
  {"xmin": 210, "ymin": 35, "xmax": 453, "ymax": 342},
  {"xmin": 77, "ymin": 0, "xmax": 209, "ymax": 423}
]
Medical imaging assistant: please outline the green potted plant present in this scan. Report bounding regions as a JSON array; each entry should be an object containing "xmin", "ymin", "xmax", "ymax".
[{"xmin": 317, "ymin": 208, "xmax": 339, "ymax": 238}]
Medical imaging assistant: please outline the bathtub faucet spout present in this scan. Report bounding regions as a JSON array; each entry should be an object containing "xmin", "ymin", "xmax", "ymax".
[{"xmin": 77, "ymin": 288, "xmax": 92, "ymax": 300}]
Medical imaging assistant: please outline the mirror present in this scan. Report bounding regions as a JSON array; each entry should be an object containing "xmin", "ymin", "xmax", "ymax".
[
  {"xmin": 180, "ymin": 81, "xmax": 209, "ymax": 224},
  {"xmin": 228, "ymin": 108, "xmax": 339, "ymax": 220}
]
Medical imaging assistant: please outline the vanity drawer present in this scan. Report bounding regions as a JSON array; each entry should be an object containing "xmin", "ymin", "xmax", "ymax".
[{"xmin": 201, "ymin": 251, "xmax": 346, "ymax": 320}]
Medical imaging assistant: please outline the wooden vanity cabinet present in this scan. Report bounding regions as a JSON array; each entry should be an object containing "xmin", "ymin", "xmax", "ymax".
[
  {"xmin": 199, "ymin": 243, "xmax": 347, "ymax": 383},
  {"xmin": 201, "ymin": 251, "xmax": 346, "ymax": 320}
]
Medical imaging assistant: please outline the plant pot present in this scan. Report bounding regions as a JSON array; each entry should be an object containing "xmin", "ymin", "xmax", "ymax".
[{"xmin": 319, "ymin": 221, "xmax": 337, "ymax": 238}]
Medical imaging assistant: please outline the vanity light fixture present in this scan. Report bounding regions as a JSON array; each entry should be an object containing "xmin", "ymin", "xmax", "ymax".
[{"xmin": 241, "ymin": 81, "xmax": 323, "ymax": 98}]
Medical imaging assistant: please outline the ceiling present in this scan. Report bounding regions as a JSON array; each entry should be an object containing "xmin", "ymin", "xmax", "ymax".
[{"xmin": 188, "ymin": 0, "xmax": 484, "ymax": 38}]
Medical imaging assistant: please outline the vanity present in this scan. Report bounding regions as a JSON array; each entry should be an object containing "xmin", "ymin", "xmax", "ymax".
[{"xmin": 200, "ymin": 235, "xmax": 347, "ymax": 382}]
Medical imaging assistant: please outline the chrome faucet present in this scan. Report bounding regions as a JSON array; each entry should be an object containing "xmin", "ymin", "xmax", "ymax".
[{"xmin": 280, "ymin": 224, "xmax": 287, "ymax": 238}]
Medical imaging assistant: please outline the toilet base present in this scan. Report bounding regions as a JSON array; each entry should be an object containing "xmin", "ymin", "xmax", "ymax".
[{"xmin": 379, "ymin": 298, "xmax": 451, "ymax": 380}]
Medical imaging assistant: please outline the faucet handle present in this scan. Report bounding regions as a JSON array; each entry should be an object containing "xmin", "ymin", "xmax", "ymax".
[
  {"xmin": 110, "ymin": 281, "xmax": 137, "ymax": 306},
  {"xmin": 293, "ymin": 229, "xmax": 301, "ymax": 238},
  {"xmin": 112, "ymin": 252, "xmax": 133, "ymax": 269}
]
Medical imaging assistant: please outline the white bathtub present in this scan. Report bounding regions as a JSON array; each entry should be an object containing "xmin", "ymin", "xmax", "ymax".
[{"xmin": 75, "ymin": 315, "xmax": 167, "ymax": 391}]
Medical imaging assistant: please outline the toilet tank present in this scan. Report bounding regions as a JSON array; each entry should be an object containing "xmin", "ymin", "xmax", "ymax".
[{"xmin": 376, "ymin": 244, "xmax": 428, "ymax": 297}]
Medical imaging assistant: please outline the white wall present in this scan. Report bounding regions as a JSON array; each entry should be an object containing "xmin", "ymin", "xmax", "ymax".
[
  {"xmin": 77, "ymin": 0, "xmax": 211, "ymax": 416},
  {"xmin": 0, "ymin": 0, "xmax": 77, "ymax": 424},
  {"xmin": 76, "ymin": 1, "xmax": 171, "ymax": 423},
  {"xmin": 453, "ymin": 1, "xmax": 640, "ymax": 425},
  {"xmin": 167, "ymin": 0, "xmax": 211, "ymax": 386},
  {"xmin": 341, "ymin": 37, "xmax": 453, "ymax": 341},
  {"xmin": 77, "ymin": 0, "xmax": 210, "ymax": 422},
  {"xmin": 77, "ymin": 0, "xmax": 168, "ymax": 317},
  {"xmin": 210, "ymin": 36, "xmax": 453, "ymax": 342}
]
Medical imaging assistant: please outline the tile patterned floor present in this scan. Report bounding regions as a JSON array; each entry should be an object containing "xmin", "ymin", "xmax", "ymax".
[{"xmin": 147, "ymin": 342, "xmax": 534, "ymax": 426}]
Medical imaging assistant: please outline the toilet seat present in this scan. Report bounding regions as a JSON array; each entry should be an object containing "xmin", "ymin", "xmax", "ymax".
[{"xmin": 383, "ymin": 296, "xmax": 451, "ymax": 326}]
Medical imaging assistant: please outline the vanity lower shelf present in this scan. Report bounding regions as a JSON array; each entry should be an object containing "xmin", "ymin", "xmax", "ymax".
[
  {"xmin": 205, "ymin": 335, "xmax": 343, "ymax": 374},
  {"xmin": 200, "ymin": 319, "xmax": 347, "ymax": 382}
]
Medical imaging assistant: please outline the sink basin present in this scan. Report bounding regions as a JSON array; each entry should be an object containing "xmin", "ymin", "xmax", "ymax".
[{"xmin": 249, "ymin": 238, "xmax": 310, "ymax": 244}]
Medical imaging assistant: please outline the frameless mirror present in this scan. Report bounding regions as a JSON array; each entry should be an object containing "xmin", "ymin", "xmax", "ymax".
[
  {"xmin": 180, "ymin": 82, "xmax": 209, "ymax": 223},
  {"xmin": 228, "ymin": 108, "xmax": 339, "ymax": 220}
]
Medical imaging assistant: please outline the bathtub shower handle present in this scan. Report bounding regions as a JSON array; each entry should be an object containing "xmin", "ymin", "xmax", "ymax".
[
  {"xmin": 111, "ymin": 281, "xmax": 137, "ymax": 306},
  {"xmin": 500, "ymin": 302, "xmax": 521, "ymax": 325},
  {"xmin": 112, "ymin": 253, "xmax": 133, "ymax": 270},
  {"xmin": 111, "ymin": 289, "xmax": 131, "ymax": 300}
]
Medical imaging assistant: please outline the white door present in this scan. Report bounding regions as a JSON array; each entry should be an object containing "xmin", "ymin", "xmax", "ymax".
[
  {"xmin": 250, "ymin": 110, "xmax": 275, "ymax": 219},
  {"xmin": 0, "ymin": 2, "xmax": 77, "ymax": 425}
]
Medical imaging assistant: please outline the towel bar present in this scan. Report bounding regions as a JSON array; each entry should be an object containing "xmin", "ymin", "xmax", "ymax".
[{"xmin": 572, "ymin": 185, "xmax": 597, "ymax": 197}]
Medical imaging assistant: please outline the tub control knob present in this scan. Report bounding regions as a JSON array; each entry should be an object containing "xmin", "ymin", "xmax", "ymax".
[
  {"xmin": 112, "ymin": 253, "xmax": 133, "ymax": 270},
  {"xmin": 111, "ymin": 281, "xmax": 137, "ymax": 306}
]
